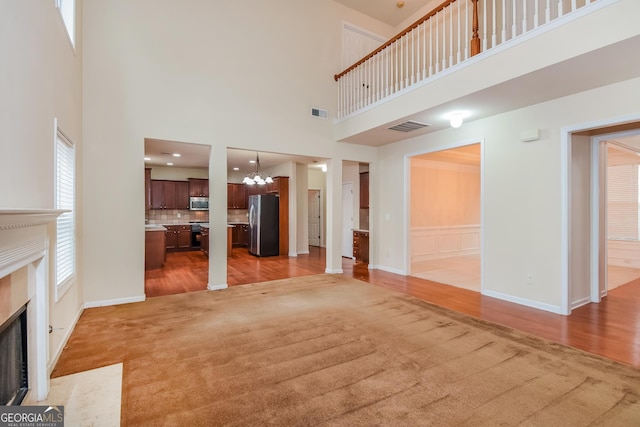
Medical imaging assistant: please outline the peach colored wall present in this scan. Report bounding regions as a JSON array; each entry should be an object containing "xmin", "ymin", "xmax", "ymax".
[{"xmin": 410, "ymin": 159, "xmax": 480, "ymax": 227}]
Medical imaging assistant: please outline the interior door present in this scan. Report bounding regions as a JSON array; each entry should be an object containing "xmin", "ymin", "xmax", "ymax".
[
  {"xmin": 308, "ymin": 190, "xmax": 321, "ymax": 247},
  {"xmin": 342, "ymin": 183, "xmax": 354, "ymax": 258}
]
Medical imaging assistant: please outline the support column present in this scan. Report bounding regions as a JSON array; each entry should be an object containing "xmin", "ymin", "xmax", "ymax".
[
  {"xmin": 208, "ymin": 143, "xmax": 228, "ymax": 290},
  {"xmin": 325, "ymin": 158, "xmax": 344, "ymax": 274}
]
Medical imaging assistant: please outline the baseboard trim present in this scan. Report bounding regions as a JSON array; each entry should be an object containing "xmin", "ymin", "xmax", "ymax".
[
  {"xmin": 482, "ymin": 289, "xmax": 565, "ymax": 315},
  {"xmin": 208, "ymin": 283, "xmax": 228, "ymax": 291},
  {"xmin": 325, "ymin": 268, "xmax": 344, "ymax": 274},
  {"xmin": 570, "ymin": 296, "xmax": 591, "ymax": 310},
  {"xmin": 297, "ymin": 250, "xmax": 310, "ymax": 255},
  {"xmin": 369, "ymin": 264, "xmax": 406, "ymax": 275},
  {"xmin": 84, "ymin": 295, "xmax": 146, "ymax": 309},
  {"xmin": 288, "ymin": 252, "xmax": 298, "ymax": 257},
  {"xmin": 47, "ymin": 305, "xmax": 83, "ymax": 375}
]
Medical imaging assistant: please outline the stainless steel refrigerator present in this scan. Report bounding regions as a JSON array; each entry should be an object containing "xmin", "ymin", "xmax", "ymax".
[{"xmin": 248, "ymin": 194, "xmax": 279, "ymax": 257}]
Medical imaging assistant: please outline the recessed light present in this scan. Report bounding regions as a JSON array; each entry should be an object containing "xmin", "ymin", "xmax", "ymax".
[
  {"xmin": 144, "ymin": 157, "xmax": 151, "ymax": 161},
  {"xmin": 249, "ymin": 160, "xmax": 256, "ymax": 164},
  {"xmin": 166, "ymin": 162, "xmax": 174, "ymax": 166},
  {"xmin": 233, "ymin": 167, "xmax": 239, "ymax": 171},
  {"xmin": 173, "ymin": 153, "xmax": 181, "ymax": 157}
]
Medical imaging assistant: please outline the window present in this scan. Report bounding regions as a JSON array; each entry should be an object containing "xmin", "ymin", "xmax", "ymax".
[
  {"xmin": 56, "ymin": 0, "xmax": 75, "ymax": 48},
  {"xmin": 55, "ymin": 127, "xmax": 75, "ymax": 301}
]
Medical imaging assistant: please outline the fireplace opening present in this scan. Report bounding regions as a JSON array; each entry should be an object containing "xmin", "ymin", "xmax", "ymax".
[{"xmin": 0, "ymin": 304, "xmax": 28, "ymax": 406}]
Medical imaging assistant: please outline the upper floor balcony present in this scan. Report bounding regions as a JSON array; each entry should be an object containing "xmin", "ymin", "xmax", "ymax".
[{"xmin": 334, "ymin": 0, "xmax": 640, "ymax": 146}]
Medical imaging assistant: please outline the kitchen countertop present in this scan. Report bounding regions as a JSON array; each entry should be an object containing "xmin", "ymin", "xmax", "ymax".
[{"xmin": 145, "ymin": 224, "xmax": 167, "ymax": 232}]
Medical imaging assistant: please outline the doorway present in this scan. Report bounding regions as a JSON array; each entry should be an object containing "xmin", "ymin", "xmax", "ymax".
[
  {"xmin": 568, "ymin": 126, "xmax": 640, "ymax": 311},
  {"xmin": 409, "ymin": 143, "xmax": 482, "ymax": 291},
  {"xmin": 308, "ymin": 189, "xmax": 322, "ymax": 247}
]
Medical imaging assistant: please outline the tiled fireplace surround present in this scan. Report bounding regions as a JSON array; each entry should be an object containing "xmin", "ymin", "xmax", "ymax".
[{"xmin": 0, "ymin": 210, "xmax": 65, "ymax": 403}]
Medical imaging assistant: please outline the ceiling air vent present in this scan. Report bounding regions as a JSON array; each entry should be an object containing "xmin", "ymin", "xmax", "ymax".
[{"xmin": 388, "ymin": 121, "xmax": 430, "ymax": 132}]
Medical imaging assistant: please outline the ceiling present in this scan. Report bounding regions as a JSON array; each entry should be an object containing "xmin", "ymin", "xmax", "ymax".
[
  {"xmin": 144, "ymin": 138, "xmax": 327, "ymax": 173},
  {"xmin": 333, "ymin": 0, "xmax": 432, "ymax": 27}
]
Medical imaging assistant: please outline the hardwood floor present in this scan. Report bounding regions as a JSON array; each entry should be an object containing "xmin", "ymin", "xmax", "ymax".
[{"xmin": 145, "ymin": 246, "xmax": 640, "ymax": 368}]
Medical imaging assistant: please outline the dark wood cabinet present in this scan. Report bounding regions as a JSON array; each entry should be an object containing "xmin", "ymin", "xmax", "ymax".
[
  {"xmin": 145, "ymin": 229, "xmax": 165, "ymax": 270},
  {"xmin": 151, "ymin": 180, "xmax": 171, "ymax": 209},
  {"xmin": 353, "ymin": 231, "xmax": 369, "ymax": 264},
  {"xmin": 230, "ymin": 224, "xmax": 250, "ymax": 247},
  {"xmin": 248, "ymin": 184, "xmax": 266, "ymax": 196},
  {"xmin": 165, "ymin": 225, "xmax": 191, "ymax": 251},
  {"xmin": 267, "ymin": 177, "xmax": 289, "ymax": 256},
  {"xmin": 360, "ymin": 172, "xmax": 369, "ymax": 209},
  {"xmin": 145, "ymin": 168, "xmax": 152, "ymax": 210},
  {"xmin": 201, "ymin": 227, "xmax": 209, "ymax": 256},
  {"xmin": 151, "ymin": 180, "xmax": 190, "ymax": 210},
  {"xmin": 175, "ymin": 181, "xmax": 190, "ymax": 210},
  {"xmin": 227, "ymin": 183, "xmax": 248, "ymax": 209},
  {"xmin": 189, "ymin": 178, "xmax": 209, "ymax": 197}
]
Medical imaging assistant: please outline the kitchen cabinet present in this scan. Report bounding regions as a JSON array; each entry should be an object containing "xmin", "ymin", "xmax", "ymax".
[
  {"xmin": 360, "ymin": 172, "xmax": 369, "ymax": 209},
  {"xmin": 151, "ymin": 180, "xmax": 176, "ymax": 209},
  {"xmin": 230, "ymin": 224, "xmax": 250, "ymax": 247},
  {"xmin": 261, "ymin": 176, "xmax": 289, "ymax": 255},
  {"xmin": 353, "ymin": 230, "xmax": 369, "ymax": 264},
  {"xmin": 151, "ymin": 180, "xmax": 190, "ymax": 210},
  {"xmin": 201, "ymin": 226, "xmax": 209, "ymax": 256},
  {"xmin": 175, "ymin": 181, "xmax": 190, "ymax": 210},
  {"xmin": 165, "ymin": 225, "xmax": 191, "ymax": 251},
  {"xmin": 145, "ymin": 228, "xmax": 166, "ymax": 270},
  {"xmin": 227, "ymin": 183, "xmax": 248, "ymax": 209},
  {"xmin": 145, "ymin": 168, "xmax": 152, "ymax": 210},
  {"xmin": 189, "ymin": 178, "xmax": 209, "ymax": 197},
  {"xmin": 248, "ymin": 184, "xmax": 266, "ymax": 196}
]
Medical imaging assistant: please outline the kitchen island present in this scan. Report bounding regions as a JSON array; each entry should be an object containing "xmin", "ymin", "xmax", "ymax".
[
  {"xmin": 145, "ymin": 224, "xmax": 167, "ymax": 270},
  {"xmin": 199, "ymin": 224, "xmax": 233, "ymax": 257}
]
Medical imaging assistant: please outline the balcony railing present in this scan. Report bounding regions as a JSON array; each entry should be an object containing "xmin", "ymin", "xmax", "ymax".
[{"xmin": 334, "ymin": 0, "xmax": 600, "ymax": 120}]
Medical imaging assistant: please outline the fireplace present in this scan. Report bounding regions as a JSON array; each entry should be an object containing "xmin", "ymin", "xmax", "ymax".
[
  {"xmin": 0, "ymin": 304, "xmax": 28, "ymax": 405},
  {"xmin": 0, "ymin": 209, "xmax": 66, "ymax": 403}
]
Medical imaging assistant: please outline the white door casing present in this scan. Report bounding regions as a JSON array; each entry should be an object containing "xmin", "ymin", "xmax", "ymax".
[{"xmin": 342, "ymin": 182, "xmax": 354, "ymax": 258}]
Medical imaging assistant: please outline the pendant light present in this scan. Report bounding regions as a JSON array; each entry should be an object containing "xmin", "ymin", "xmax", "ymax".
[{"xmin": 243, "ymin": 152, "xmax": 273, "ymax": 185}]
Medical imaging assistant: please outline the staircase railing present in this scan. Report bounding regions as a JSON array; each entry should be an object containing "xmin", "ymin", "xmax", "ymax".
[{"xmin": 334, "ymin": 0, "xmax": 600, "ymax": 120}]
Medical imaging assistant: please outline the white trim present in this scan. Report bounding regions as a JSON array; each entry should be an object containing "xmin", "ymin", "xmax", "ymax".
[
  {"xmin": 288, "ymin": 252, "xmax": 298, "ymax": 257},
  {"xmin": 482, "ymin": 290, "xmax": 563, "ymax": 315},
  {"xmin": 561, "ymin": 113, "xmax": 640, "ymax": 315},
  {"xmin": 368, "ymin": 264, "xmax": 405, "ymax": 275},
  {"xmin": 83, "ymin": 295, "xmax": 145, "ymax": 309},
  {"xmin": 570, "ymin": 296, "xmax": 592, "ymax": 311},
  {"xmin": 298, "ymin": 250, "xmax": 310, "ymax": 255},
  {"xmin": 325, "ymin": 268, "xmax": 344, "ymax": 274},
  {"xmin": 207, "ymin": 283, "xmax": 228, "ymax": 291},
  {"xmin": 47, "ymin": 305, "xmax": 83, "ymax": 375},
  {"xmin": 334, "ymin": 0, "xmax": 616, "ymax": 123}
]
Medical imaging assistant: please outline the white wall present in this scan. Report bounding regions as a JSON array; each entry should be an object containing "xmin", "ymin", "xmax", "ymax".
[
  {"xmin": 378, "ymin": 77, "xmax": 640, "ymax": 313},
  {"xmin": 1, "ymin": 1, "xmax": 84, "ymax": 371},
  {"xmin": 82, "ymin": 0, "xmax": 378, "ymax": 302},
  {"xmin": 308, "ymin": 168, "xmax": 328, "ymax": 247},
  {"xmin": 149, "ymin": 166, "xmax": 208, "ymax": 181}
]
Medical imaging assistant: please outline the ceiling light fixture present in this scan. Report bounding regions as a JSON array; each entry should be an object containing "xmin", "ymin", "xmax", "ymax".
[
  {"xmin": 144, "ymin": 157, "xmax": 151, "ymax": 161},
  {"xmin": 450, "ymin": 113, "xmax": 464, "ymax": 128},
  {"xmin": 172, "ymin": 153, "xmax": 181, "ymax": 157},
  {"xmin": 166, "ymin": 162, "xmax": 174, "ymax": 166},
  {"xmin": 242, "ymin": 152, "xmax": 273, "ymax": 186},
  {"xmin": 396, "ymin": 1, "xmax": 405, "ymax": 8}
]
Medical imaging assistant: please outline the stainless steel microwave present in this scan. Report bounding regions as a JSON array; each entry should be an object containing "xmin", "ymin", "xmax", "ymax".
[{"xmin": 189, "ymin": 197, "xmax": 209, "ymax": 211}]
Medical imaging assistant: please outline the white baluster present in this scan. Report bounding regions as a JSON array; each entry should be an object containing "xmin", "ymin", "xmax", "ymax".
[
  {"xmin": 482, "ymin": 0, "xmax": 487, "ymax": 50},
  {"xmin": 394, "ymin": 41, "xmax": 399, "ymax": 93},
  {"xmin": 491, "ymin": 0, "xmax": 497, "ymax": 48},
  {"xmin": 406, "ymin": 33, "xmax": 410, "ymax": 88},
  {"xmin": 522, "ymin": 0, "xmax": 527, "ymax": 33},
  {"xmin": 464, "ymin": 0, "xmax": 469, "ymax": 59},
  {"xmin": 449, "ymin": 5, "xmax": 454, "ymax": 67},
  {"xmin": 422, "ymin": 21, "xmax": 426, "ymax": 80},
  {"xmin": 545, "ymin": 0, "xmax": 551, "ymax": 23},
  {"xmin": 572, "ymin": 0, "xmax": 577, "ymax": 12},
  {"xmin": 436, "ymin": 11, "xmax": 440, "ymax": 72},
  {"xmin": 512, "ymin": 0, "xmax": 517, "ymax": 38},
  {"xmin": 429, "ymin": 18, "xmax": 434, "ymax": 76},
  {"xmin": 533, "ymin": 0, "xmax": 539, "ymax": 28},
  {"xmin": 557, "ymin": 0, "xmax": 563, "ymax": 17},
  {"xmin": 457, "ymin": 0, "xmax": 462, "ymax": 63},
  {"xmin": 502, "ymin": 0, "xmax": 507, "ymax": 42}
]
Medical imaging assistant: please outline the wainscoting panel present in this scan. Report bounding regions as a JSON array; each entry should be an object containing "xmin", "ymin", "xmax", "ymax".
[{"xmin": 411, "ymin": 225, "xmax": 480, "ymax": 263}]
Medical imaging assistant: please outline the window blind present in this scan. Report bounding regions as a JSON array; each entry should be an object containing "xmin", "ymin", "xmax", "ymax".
[
  {"xmin": 56, "ymin": 131, "xmax": 75, "ymax": 288},
  {"xmin": 607, "ymin": 144, "xmax": 640, "ymax": 240}
]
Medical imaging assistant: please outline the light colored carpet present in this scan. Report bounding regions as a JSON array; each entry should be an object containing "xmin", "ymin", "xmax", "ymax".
[{"xmin": 53, "ymin": 274, "xmax": 640, "ymax": 426}]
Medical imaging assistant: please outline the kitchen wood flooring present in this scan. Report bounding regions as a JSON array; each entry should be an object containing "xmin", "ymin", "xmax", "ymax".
[{"xmin": 144, "ymin": 247, "xmax": 640, "ymax": 368}]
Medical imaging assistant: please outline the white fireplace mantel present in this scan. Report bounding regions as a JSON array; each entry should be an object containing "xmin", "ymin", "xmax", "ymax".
[{"xmin": 0, "ymin": 208, "xmax": 67, "ymax": 402}]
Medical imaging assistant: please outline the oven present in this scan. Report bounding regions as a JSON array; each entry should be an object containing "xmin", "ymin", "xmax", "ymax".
[{"xmin": 190, "ymin": 222, "xmax": 202, "ymax": 248}]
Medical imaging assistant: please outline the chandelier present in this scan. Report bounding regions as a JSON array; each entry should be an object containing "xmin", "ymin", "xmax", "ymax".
[{"xmin": 242, "ymin": 152, "xmax": 273, "ymax": 185}]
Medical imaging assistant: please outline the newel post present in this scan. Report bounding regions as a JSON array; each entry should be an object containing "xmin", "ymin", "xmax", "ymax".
[{"xmin": 470, "ymin": 0, "xmax": 481, "ymax": 56}]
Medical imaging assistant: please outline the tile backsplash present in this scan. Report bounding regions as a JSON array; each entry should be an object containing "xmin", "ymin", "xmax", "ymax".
[
  {"xmin": 146, "ymin": 209, "xmax": 209, "ymax": 224},
  {"xmin": 227, "ymin": 209, "xmax": 249, "ymax": 223}
]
